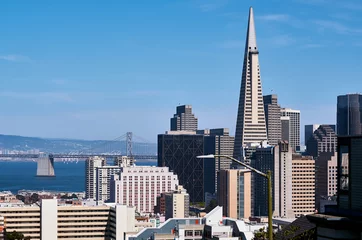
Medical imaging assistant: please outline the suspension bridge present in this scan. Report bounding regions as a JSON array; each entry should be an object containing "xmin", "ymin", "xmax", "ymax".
[{"xmin": 0, "ymin": 132, "xmax": 157, "ymax": 176}]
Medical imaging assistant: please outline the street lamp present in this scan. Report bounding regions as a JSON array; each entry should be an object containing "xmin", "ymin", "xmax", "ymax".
[{"xmin": 197, "ymin": 154, "xmax": 273, "ymax": 240}]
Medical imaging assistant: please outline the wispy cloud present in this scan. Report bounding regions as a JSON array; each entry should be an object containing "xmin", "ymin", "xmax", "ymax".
[
  {"xmin": 51, "ymin": 79, "xmax": 68, "ymax": 85},
  {"xmin": 314, "ymin": 20, "xmax": 362, "ymax": 34},
  {"xmin": 0, "ymin": 54, "xmax": 31, "ymax": 62},
  {"xmin": 270, "ymin": 35, "xmax": 295, "ymax": 46},
  {"xmin": 301, "ymin": 43, "xmax": 324, "ymax": 49},
  {"xmin": 0, "ymin": 91, "xmax": 73, "ymax": 103},
  {"xmin": 218, "ymin": 40, "xmax": 243, "ymax": 49},
  {"xmin": 199, "ymin": 0, "xmax": 228, "ymax": 12},
  {"xmin": 257, "ymin": 14, "xmax": 290, "ymax": 22}
]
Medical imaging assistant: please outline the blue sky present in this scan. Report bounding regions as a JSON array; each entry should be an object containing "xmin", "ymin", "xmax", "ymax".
[{"xmin": 1, "ymin": 0, "xmax": 362, "ymax": 143}]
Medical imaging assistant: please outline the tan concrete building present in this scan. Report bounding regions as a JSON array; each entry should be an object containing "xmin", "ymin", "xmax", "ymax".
[
  {"xmin": 292, "ymin": 155, "xmax": 316, "ymax": 216},
  {"xmin": 0, "ymin": 199, "xmax": 135, "ymax": 240},
  {"xmin": 217, "ymin": 169, "xmax": 251, "ymax": 219},
  {"xmin": 165, "ymin": 186, "xmax": 189, "ymax": 219}
]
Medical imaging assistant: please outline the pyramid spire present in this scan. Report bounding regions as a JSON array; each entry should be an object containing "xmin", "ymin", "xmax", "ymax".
[
  {"xmin": 246, "ymin": 7, "xmax": 257, "ymax": 51},
  {"xmin": 233, "ymin": 7, "xmax": 267, "ymax": 159}
]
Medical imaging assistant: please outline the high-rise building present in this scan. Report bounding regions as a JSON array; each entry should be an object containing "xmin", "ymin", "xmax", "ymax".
[
  {"xmin": 170, "ymin": 105, "xmax": 198, "ymax": 131},
  {"xmin": 110, "ymin": 166, "xmax": 179, "ymax": 213},
  {"xmin": 281, "ymin": 108, "xmax": 300, "ymax": 151},
  {"xmin": 203, "ymin": 128, "xmax": 234, "ymax": 193},
  {"xmin": 233, "ymin": 7, "xmax": 268, "ymax": 159},
  {"xmin": 96, "ymin": 166, "xmax": 121, "ymax": 201},
  {"xmin": 304, "ymin": 124, "xmax": 320, "ymax": 145},
  {"xmin": 315, "ymin": 152, "xmax": 338, "ymax": 211},
  {"xmin": 263, "ymin": 95, "xmax": 281, "ymax": 146},
  {"xmin": 292, "ymin": 155, "xmax": 315, "ymax": 216},
  {"xmin": 217, "ymin": 169, "xmax": 252, "ymax": 219},
  {"xmin": 251, "ymin": 142, "xmax": 293, "ymax": 218},
  {"xmin": 158, "ymin": 132, "xmax": 206, "ymax": 203},
  {"xmin": 337, "ymin": 94, "xmax": 362, "ymax": 136},
  {"xmin": 86, "ymin": 156, "xmax": 106, "ymax": 199},
  {"xmin": 306, "ymin": 125, "xmax": 337, "ymax": 158},
  {"xmin": 165, "ymin": 185, "xmax": 190, "ymax": 219},
  {"xmin": 281, "ymin": 116, "xmax": 290, "ymax": 142}
]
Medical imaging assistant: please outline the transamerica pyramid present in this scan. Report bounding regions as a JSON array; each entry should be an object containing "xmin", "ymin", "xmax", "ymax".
[{"xmin": 233, "ymin": 7, "xmax": 268, "ymax": 159}]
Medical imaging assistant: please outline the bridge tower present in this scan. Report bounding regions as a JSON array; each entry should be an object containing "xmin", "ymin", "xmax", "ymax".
[
  {"xmin": 36, "ymin": 154, "xmax": 55, "ymax": 177},
  {"xmin": 126, "ymin": 132, "xmax": 135, "ymax": 165}
]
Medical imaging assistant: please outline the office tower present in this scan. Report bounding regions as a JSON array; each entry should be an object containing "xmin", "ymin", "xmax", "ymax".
[
  {"xmin": 281, "ymin": 116, "xmax": 290, "ymax": 142},
  {"xmin": 292, "ymin": 155, "xmax": 315, "ymax": 216},
  {"xmin": 217, "ymin": 169, "xmax": 252, "ymax": 219},
  {"xmin": 263, "ymin": 95, "xmax": 282, "ymax": 145},
  {"xmin": 233, "ymin": 7, "xmax": 268, "ymax": 159},
  {"xmin": 315, "ymin": 152, "xmax": 338, "ymax": 211},
  {"xmin": 110, "ymin": 166, "xmax": 179, "ymax": 213},
  {"xmin": 203, "ymin": 128, "xmax": 235, "ymax": 193},
  {"xmin": 337, "ymin": 94, "xmax": 362, "ymax": 135},
  {"xmin": 306, "ymin": 125, "xmax": 337, "ymax": 158},
  {"xmin": 86, "ymin": 156, "xmax": 106, "ymax": 199},
  {"xmin": 96, "ymin": 166, "xmax": 121, "ymax": 201},
  {"xmin": 252, "ymin": 142, "xmax": 293, "ymax": 218},
  {"xmin": 165, "ymin": 185, "xmax": 190, "ymax": 219},
  {"xmin": 158, "ymin": 132, "xmax": 206, "ymax": 203},
  {"xmin": 170, "ymin": 105, "xmax": 198, "ymax": 131},
  {"xmin": 281, "ymin": 108, "xmax": 300, "ymax": 151},
  {"xmin": 304, "ymin": 124, "xmax": 320, "ymax": 145}
]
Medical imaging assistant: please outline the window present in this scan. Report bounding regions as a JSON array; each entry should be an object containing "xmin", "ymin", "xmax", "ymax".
[
  {"xmin": 185, "ymin": 230, "xmax": 193, "ymax": 236},
  {"xmin": 194, "ymin": 230, "xmax": 202, "ymax": 236}
]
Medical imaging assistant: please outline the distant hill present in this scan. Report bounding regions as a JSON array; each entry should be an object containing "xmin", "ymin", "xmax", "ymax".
[{"xmin": 0, "ymin": 134, "xmax": 157, "ymax": 155}]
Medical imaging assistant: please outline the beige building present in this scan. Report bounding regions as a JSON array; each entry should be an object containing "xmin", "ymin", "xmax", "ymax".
[
  {"xmin": 217, "ymin": 169, "xmax": 251, "ymax": 219},
  {"xmin": 86, "ymin": 156, "xmax": 106, "ymax": 199},
  {"xmin": 165, "ymin": 186, "xmax": 189, "ymax": 219},
  {"xmin": 0, "ymin": 199, "xmax": 135, "ymax": 240},
  {"xmin": 292, "ymin": 155, "xmax": 316, "ymax": 216}
]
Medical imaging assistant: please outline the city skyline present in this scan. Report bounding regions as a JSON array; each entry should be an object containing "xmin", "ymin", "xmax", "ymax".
[{"xmin": 1, "ymin": 1, "xmax": 362, "ymax": 142}]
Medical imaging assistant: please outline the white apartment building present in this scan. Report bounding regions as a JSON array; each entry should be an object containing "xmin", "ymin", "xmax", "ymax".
[
  {"xmin": 0, "ymin": 199, "xmax": 135, "ymax": 240},
  {"xmin": 86, "ymin": 156, "xmax": 106, "ymax": 199},
  {"xmin": 111, "ymin": 166, "xmax": 179, "ymax": 213},
  {"xmin": 96, "ymin": 166, "xmax": 121, "ymax": 201}
]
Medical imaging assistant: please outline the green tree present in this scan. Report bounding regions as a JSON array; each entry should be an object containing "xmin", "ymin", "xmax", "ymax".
[
  {"xmin": 29, "ymin": 193, "xmax": 39, "ymax": 203},
  {"xmin": 5, "ymin": 230, "xmax": 31, "ymax": 240}
]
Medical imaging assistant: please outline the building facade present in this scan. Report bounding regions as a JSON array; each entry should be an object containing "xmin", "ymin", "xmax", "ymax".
[
  {"xmin": 203, "ymin": 128, "xmax": 234, "ymax": 194},
  {"xmin": 251, "ymin": 142, "xmax": 293, "ymax": 218},
  {"xmin": 165, "ymin": 186, "xmax": 190, "ymax": 219},
  {"xmin": 337, "ymin": 94, "xmax": 362, "ymax": 136},
  {"xmin": 281, "ymin": 116, "xmax": 290, "ymax": 143},
  {"xmin": 292, "ymin": 155, "xmax": 315, "ymax": 216},
  {"xmin": 233, "ymin": 7, "xmax": 268, "ymax": 160},
  {"xmin": 96, "ymin": 166, "xmax": 121, "ymax": 202},
  {"xmin": 158, "ymin": 132, "xmax": 207, "ymax": 203},
  {"xmin": 281, "ymin": 108, "xmax": 300, "ymax": 151},
  {"xmin": 170, "ymin": 105, "xmax": 198, "ymax": 131},
  {"xmin": 315, "ymin": 152, "xmax": 338, "ymax": 211},
  {"xmin": 86, "ymin": 156, "xmax": 106, "ymax": 199},
  {"xmin": 304, "ymin": 124, "xmax": 320, "ymax": 146},
  {"xmin": 306, "ymin": 125, "xmax": 337, "ymax": 158},
  {"xmin": 263, "ymin": 94, "xmax": 282, "ymax": 146},
  {"xmin": 110, "ymin": 166, "xmax": 179, "ymax": 213},
  {"xmin": 217, "ymin": 169, "xmax": 252, "ymax": 219},
  {"xmin": 0, "ymin": 199, "xmax": 136, "ymax": 240}
]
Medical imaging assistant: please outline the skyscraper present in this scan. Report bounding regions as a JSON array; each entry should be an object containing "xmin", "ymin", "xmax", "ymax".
[
  {"xmin": 306, "ymin": 125, "xmax": 337, "ymax": 158},
  {"xmin": 304, "ymin": 124, "xmax": 320, "ymax": 145},
  {"xmin": 170, "ymin": 105, "xmax": 198, "ymax": 131},
  {"xmin": 337, "ymin": 94, "xmax": 362, "ymax": 136},
  {"xmin": 281, "ymin": 108, "xmax": 300, "ymax": 151},
  {"xmin": 263, "ymin": 95, "xmax": 282, "ymax": 145},
  {"xmin": 233, "ymin": 7, "xmax": 268, "ymax": 159},
  {"xmin": 86, "ymin": 156, "xmax": 106, "ymax": 199},
  {"xmin": 281, "ymin": 116, "xmax": 290, "ymax": 143}
]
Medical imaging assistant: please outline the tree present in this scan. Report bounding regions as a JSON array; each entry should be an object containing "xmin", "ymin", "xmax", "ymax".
[
  {"xmin": 15, "ymin": 195, "xmax": 25, "ymax": 203},
  {"xmin": 252, "ymin": 227, "xmax": 274, "ymax": 240},
  {"xmin": 5, "ymin": 230, "xmax": 30, "ymax": 240},
  {"xmin": 29, "ymin": 193, "xmax": 39, "ymax": 203}
]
